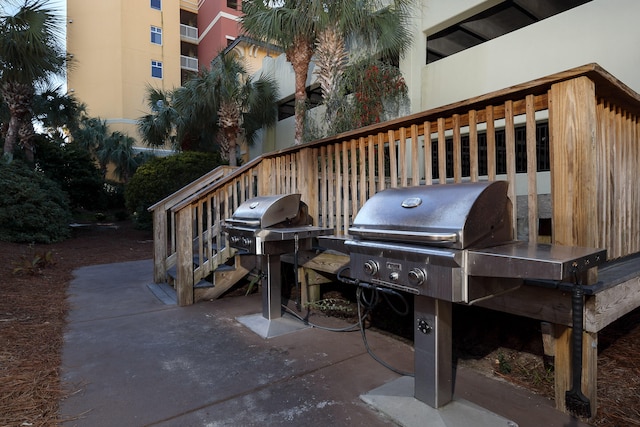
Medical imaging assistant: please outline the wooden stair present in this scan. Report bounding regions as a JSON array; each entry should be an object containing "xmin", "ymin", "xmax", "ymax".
[
  {"xmin": 194, "ymin": 253, "xmax": 256, "ymax": 302},
  {"xmin": 165, "ymin": 251, "xmax": 256, "ymax": 304}
]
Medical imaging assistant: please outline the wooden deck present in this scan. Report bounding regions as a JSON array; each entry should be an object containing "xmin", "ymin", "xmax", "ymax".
[{"xmin": 149, "ymin": 63, "xmax": 640, "ymax": 419}]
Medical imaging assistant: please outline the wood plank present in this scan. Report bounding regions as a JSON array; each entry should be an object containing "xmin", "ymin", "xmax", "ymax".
[
  {"xmin": 552, "ymin": 324, "xmax": 598, "ymax": 418},
  {"xmin": 342, "ymin": 142, "xmax": 349, "ymax": 234},
  {"xmin": 424, "ymin": 121, "xmax": 432, "ymax": 186},
  {"xmin": 350, "ymin": 139, "xmax": 358, "ymax": 224},
  {"xmin": 281, "ymin": 250, "xmax": 349, "ymax": 274},
  {"xmin": 437, "ymin": 118, "xmax": 447, "ymax": 184},
  {"xmin": 300, "ymin": 148, "xmax": 317, "ymax": 220},
  {"xmin": 335, "ymin": 143, "xmax": 343, "ymax": 234},
  {"xmin": 195, "ymin": 254, "xmax": 256, "ymax": 302},
  {"xmin": 526, "ymin": 95, "xmax": 539, "ymax": 242},
  {"xmin": 358, "ymin": 137, "xmax": 366, "ymax": 213},
  {"xmin": 473, "ymin": 285, "xmax": 573, "ymax": 327},
  {"xmin": 635, "ymin": 115, "xmax": 640, "ymax": 253},
  {"xmin": 388, "ymin": 130, "xmax": 398, "ymax": 188},
  {"xmin": 553, "ymin": 324, "xmax": 571, "ymax": 412},
  {"xmin": 153, "ymin": 209, "xmax": 168, "ymax": 283},
  {"xmin": 468, "ymin": 110, "xmax": 478, "ymax": 182},
  {"xmin": 453, "ymin": 114, "xmax": 462, "ymax": 183},
  {"xmin": 328, "ymin": 144, "xmax": 335, "ymax": 230},
  {"xmin": 486, "ymin": 106, "xmax": 496, "ymax": 181},
  {"xmin": 175, "ymin": 207, "xmax": 194, "ymax": 306},
  {"xmin": 549, "ymin": 77, "xmax": 598, "ymax": 249},
  {"xmin": 595, "ymin": 102, "xmax": 608, "ymax": 255},
  {"xmin": 399, "ymin": 126, "xmax": 408, "ymax": 186},
  {"xmin": 505, "ymin": 100, "xmax": 517, "ymax": 237},
  {"xmin": 298, "ymin": 268, "xmax": 319, "ymax": 305},
  {"xmin": 368, "ymin": 135, "xmax": 375, "ymax": 198},
  {"xmin": 411, "ymin": 124, "xmax": 420, "ymax": 186},
  {"xmin": 589, "ymin": 274, "xmax": 640, "ymax": 332},
  {"xmin": 377, "ymin": 133, "xmax": 386, "ymax": 191},
  {"xmin": 320, "ymin": 146, "xmax": 328, "ymax": 228}
]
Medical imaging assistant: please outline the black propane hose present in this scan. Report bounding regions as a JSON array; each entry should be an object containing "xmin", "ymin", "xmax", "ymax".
[{"xmin": 338, "ymin": 266, "xmax": 414, "ymax": 377}]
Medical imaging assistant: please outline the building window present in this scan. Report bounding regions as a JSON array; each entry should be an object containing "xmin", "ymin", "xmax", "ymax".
[
  {"xmin": 151, "ymin": 60, "xmax": 163, "ymax": 79},
  {"xmin": 227, "ymin": 1, "xmax": 238, "ymax": 10},
  {"xmin": 151, "ymin": 26, "xmax": 162, "ymax": 45},
  {"xmin": 151, "ymin": 0, "xmax": 161, "ymax": 10}
]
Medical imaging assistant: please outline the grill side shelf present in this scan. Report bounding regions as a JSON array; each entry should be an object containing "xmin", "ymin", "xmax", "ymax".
[{"xmin": 467, "ymin": 241, "xmax": 606, "ymax": 281}]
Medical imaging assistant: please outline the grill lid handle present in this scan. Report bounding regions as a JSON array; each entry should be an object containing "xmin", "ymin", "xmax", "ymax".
[
  {"xmin": 224, "ymin": 218, "xmax": 261, "ymax": 227},
  {"xmin": 348, "ymin": 228, "xmax": 458, "ymax": 243}
]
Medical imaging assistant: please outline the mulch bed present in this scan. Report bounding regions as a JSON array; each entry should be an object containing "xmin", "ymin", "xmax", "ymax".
[
  {"xmin": 0, "ymin": 222, "xmax": 153, "ymax": 427},
  {"xmin": 0, "ymin": 220, "xmax": 639, "ymax": 426}
]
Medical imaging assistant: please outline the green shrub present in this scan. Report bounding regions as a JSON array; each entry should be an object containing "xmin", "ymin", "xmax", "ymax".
[
  {"xmin": 125, "ymin": 151, "xmax": 224, "ymax": 230},
  {"xmin": 0, "ymin": 161, "xmax": 73, "ymax": 243},
  {"xmin": 34, "ymin": 138, "xmax": 108, "ymax": 211}
]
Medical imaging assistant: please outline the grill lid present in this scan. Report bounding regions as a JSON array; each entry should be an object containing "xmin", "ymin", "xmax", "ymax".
[
  {"xmin": 225, "ymin": 193, "xmax": 303, "ymax": 229},
  {"xmin": 349, "ymin": 181, "xmax": 512, "ymax": 249}
]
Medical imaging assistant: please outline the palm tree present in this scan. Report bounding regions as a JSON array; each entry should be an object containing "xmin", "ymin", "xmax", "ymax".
[
  {"xmin": 241, "ymin": 0, "xmax": 325, "ymax": 146},
  {"xmin": 141, "ymin": 53, "xmax": 279, "ymax": 166},
  {"xmin": 241, "ymin": 0, "xmax": 414, "ymax": 145},
  {"xmin": 171, "ymin": 69, "xmax": 221, "ymax": 152},
  {"xmin": 98, "ymin": 131, "xmax": 139, "ymax": 183},
  {"xmin": 314, "ymin": 24, "xmax": 349, "ymax": 130},
  {"xmin": 33, "ymin": 86, "xmax": 86, "ymax": 140},
  {"xmin": 137, "ymin": 86, "xmax": 179, "ymax": 149},
  {"xmin": 315, "ymin": 0, "xmax": 413, "ymax": 134},
  {"xmin": 0, "ymin": 0, "xmax": 66, "ymax": 163},
  {"xmin": 210, "ymin": 53, "xmax": 279, "ymax": 166}
]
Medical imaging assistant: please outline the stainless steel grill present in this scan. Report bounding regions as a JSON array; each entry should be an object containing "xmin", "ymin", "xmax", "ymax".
[
  {"xmin": 344, "ymin": 181, "xmax": 606, "ymax": 409},
  {"xmin": 223, "ymin": 194, "xmax": 321, "ymax": 255},
  {"xmin": 222, "ymin": 194, "xmax": 331, "ymax": 338}
]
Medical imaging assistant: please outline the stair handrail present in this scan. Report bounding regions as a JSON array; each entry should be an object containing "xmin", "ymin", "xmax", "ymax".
[{"xmin": 149, "ymin": 164, "xmax": 238, "ymax": 212}]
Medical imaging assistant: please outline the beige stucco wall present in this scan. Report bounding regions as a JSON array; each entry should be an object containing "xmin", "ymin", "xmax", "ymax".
[
  {"xmin": 415, "ymin": 0, "xmax": 640, "ymax": 110},
  {"xmin": 67, "ymin": 0, "xmax": 182, "ymax": 147},
  {"xmin": 259, "ymin": 0, "xmax": 640, "ymax": 154}
]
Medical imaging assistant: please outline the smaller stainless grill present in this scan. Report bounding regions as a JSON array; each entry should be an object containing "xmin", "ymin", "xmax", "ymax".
[
  {"xmin": 222, "ymin": 194, "xmax": 331, "ymax": 338},
  {"xmin": 223, "ymin": 194, "xmax": 319, "ymax": 255}
]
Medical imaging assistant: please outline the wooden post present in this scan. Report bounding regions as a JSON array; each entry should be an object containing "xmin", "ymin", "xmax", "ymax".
[
  {"xmin": 153, "ymin": 207, "xmax": 167, "ymax": 283},
  {"xmin": 553, "ymin": 324, "xmax": 598, "ymax": 419},
  {"xmin": 175, "ymin": 206, "xmax": 194, "ymax": 306},
  {"xmin": 258, "ymin": 158, "xmax": 273, "ymax": 196},
  {"xmin": 549, "ymin": 76, "xmax": 598, "ymax": 249},
  {"xmin": 296, "ymin": 147, "xmax": 318, "ymax": 222},
  {"xmin": 549, "ymin": 76, "xmax": 599, "ymax": 417}
]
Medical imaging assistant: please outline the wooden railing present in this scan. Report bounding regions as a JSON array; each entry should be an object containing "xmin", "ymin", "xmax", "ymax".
[{"xmin": 150, "ymin": 63, "xmax": 640, "ymax": 305}]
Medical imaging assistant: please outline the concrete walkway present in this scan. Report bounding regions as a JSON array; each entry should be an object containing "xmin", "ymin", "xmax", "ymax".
[{"xmin": 60, "ymin": 259, "xmax": 589, "ymax": 426}]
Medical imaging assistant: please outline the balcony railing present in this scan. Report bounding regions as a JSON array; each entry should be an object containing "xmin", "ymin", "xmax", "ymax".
[
  {"xmin": 180, "ymin": 24, "xmax": 198, "ymax": 43},
  {"xmin": 180, "ymin": 55, "xmax": 198, "ymax": 72}
]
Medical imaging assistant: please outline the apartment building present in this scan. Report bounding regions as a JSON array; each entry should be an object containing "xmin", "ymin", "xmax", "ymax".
[
  {"xmin": 67, "ymin": 0, "xmax": 639, "ymax": 160},
  {"xmin": 66, "ymin": 0, "xmax": 255, "ymax": 151}
]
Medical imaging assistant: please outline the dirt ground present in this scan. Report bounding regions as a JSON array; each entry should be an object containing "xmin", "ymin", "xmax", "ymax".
[{"xmin": 0, "ymin": 220, "xmax": 638, "ymax": 426}]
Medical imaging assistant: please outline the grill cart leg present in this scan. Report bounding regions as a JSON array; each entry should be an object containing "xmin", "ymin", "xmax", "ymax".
[
  {"xmin": 236, "ymin": 253, "xmax": 310, "ymax": 339},
  {"xmin": 361, "ymin": 295, "xmax": 517, "ymax": 426},
  {"xmin": 414, "ymin": 296, "xmax": 453, "ymax": 408},
  {"xmin": 261, "ymin": 254, "xmax": 283, "ymax": 320}
]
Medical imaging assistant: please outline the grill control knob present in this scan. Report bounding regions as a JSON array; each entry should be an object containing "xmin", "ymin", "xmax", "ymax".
[
  {"xmin": 363, "ymin": 260, "xmax": 378, "ymax": 276},
  {"xmin": 408, "ymin": 268, "xmax": 426, "ymax": 286}
]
